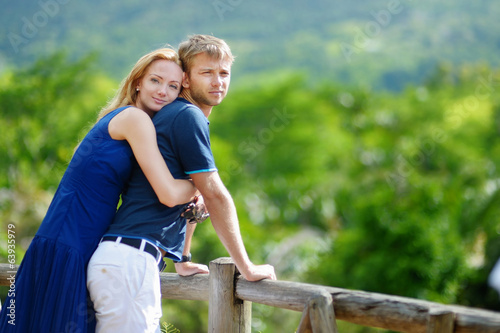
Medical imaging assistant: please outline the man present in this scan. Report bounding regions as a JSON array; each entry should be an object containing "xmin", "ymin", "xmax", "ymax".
[{"xmin": 87, "ymin": 35, "xmax": 276, "ymax": 332}]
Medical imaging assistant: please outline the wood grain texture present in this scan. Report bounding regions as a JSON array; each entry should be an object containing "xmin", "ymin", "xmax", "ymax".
[{"xmin": 2, "ymin": 262, "xmax": 500, "ymax": 332}]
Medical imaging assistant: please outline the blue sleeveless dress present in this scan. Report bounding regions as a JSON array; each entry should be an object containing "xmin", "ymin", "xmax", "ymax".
[{"xmin": 0, "ymin": 107, "xmax": 134, "ymax": 333}]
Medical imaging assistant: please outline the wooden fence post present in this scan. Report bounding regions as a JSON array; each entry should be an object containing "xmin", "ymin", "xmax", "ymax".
[
  {"xmin": 427, "ymin": 307, "xmax": 454, "ymax": 333},
  {"xmin": 297, "ymin": 291, "xmax": 338, "ymax": 333},
  {"xmin": 208, "ymin": 257, "xmax": 251, "ymax": 333}
]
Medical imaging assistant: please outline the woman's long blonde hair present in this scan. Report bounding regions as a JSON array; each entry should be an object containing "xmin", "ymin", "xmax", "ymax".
[{"xmin": 96, "ymin": 47, "xmax": 181, "ymax": 121}]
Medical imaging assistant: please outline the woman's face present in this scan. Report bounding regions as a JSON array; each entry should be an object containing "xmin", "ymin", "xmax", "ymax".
[{"xmin": 135, "ymin": 60, "xmax": 183, "ymax": 116}]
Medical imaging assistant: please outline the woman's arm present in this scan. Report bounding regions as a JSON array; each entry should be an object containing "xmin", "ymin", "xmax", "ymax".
[{"xmin": 108, "ymin": 107, "xmax": 197, "ymax": 207}]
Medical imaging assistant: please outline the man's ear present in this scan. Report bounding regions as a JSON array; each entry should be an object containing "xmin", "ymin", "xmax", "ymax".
[{"xmin": 182, "ymin": 72, "xmax": 190, "ymax": 89}]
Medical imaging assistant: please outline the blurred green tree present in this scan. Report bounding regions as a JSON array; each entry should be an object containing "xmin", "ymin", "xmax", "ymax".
[{"xmin": 1, "ymin": 54, "xmax": 500, "ymax": 332}]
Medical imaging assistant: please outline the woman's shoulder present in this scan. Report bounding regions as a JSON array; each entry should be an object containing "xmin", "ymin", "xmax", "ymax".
[
  {"xmin": 94, "ymin": 106, "xmax": 134, "ymax": 128},
  {"xmin": 114, "ymin": 106, "xmax": 152, "ymax": 124}
]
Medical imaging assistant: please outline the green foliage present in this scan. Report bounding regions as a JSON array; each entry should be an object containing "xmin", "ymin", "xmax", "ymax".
[
  {"xmin": 2, "ymin": 52, "xmax": 500, "ymax": 332},
  {"xmin": 2, "ymin": 1, "xmax": 500, "ymax": 91},
  {"xmin": 301, "ymin": 66, "xmax": 500, "ymax": 308},
  {"xmin": 161, "ymin": 322, "xmax": 180, "ymax": 333},
  {"xmin": 209, "ymin": 64, "xmax": 500, "ymax": 328}
]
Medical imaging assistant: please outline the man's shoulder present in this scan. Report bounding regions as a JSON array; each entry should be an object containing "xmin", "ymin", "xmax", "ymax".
[
  {"xmin": 161, "ymin": 98, "xmax": 201, "ymax": 114},
  {"xmin": 154, "ymin": 98, "xmax": 203, "ymax": 123}
]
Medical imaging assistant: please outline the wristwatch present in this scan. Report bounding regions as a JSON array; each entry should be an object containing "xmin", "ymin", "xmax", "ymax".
[{"xmin": 173, "ymin": 253, "xmax": 192, "ymax": 263}]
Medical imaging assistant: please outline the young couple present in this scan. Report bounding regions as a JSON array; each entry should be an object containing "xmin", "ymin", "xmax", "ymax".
[{"xmin": 0, "ymin": 34, "xmax": 276, "ymax": 333}]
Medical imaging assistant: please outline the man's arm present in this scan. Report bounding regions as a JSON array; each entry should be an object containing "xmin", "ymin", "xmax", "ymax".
[
  {"xmin": 174, "ymin": 222, "xmax": 209, "ymax": 276},
  {"xmin": 190, "ymin": 171, "xmax": 276, "ymax": 281}
]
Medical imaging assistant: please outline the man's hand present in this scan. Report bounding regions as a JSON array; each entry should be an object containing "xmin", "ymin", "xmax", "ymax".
[
  {"xmin": 181, "ymin": 195, "xmax": 209, "ymax": 224},
  {"xmin": 175, "ymin": 262, "xmax": 209, "ymax": 276},
  {"xmin": 241, "ymin": 264, "xmax": 277, "ymax": 282}
]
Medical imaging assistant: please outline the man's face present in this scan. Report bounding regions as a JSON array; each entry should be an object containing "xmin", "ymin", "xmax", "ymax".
[{"xmin": 183, "ymin": 52, "xmax": 231, "ymax": 112}]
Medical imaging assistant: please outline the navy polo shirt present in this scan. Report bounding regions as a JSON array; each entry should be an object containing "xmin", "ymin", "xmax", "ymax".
[{"xmin": 105, "ymin": 98, "xmax": 217, "ymax": 261}]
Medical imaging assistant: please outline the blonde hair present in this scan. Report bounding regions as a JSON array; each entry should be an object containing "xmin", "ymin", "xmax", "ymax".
[
  {"xmin": 97, "ymin": 47, "xmax": 181, "ymax": 121},
  {"xmin": 178, "ymin": 34, "xmax": 235, "ymax": 76}
]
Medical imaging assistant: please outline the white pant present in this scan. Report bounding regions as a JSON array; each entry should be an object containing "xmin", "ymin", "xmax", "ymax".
[{"xmin": 87, "ymin": 240, "xmax": 162, "ymax": 333}]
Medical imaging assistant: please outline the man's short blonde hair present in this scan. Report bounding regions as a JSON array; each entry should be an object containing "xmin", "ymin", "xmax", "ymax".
[{"xmin": 178, "ymin": 34, "xmax": 235, "ymax": 76}]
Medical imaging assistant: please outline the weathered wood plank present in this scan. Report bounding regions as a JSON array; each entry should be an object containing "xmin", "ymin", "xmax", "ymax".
[
  {"xmin": 1, "ymin": 263, "xmax": 500, "ymax": 332},
  {"xmin": 446, "ymin": 304, "xmax": 500, "ymax": 333},
  {"xmin": 297, "ymin": 292, "xmax": 338, "ymax": 333},
  {"xmin": 325, "ymin": 287, "xmax": 429, "ymax": 332},
  {"xmin": 308, "ymin": 292, "xmax": 338, "ymax": 333},
  {"xmin": 235, "ymin": 277, "xmax": 330, "ymax": 311},
  {"xmin": 159, "ymin": 272, "xmax": 209, "ymax": 301},
  {"xmin": 208, "ymin": 258, "xmax": 251, "ymax": 333},
  {"xmin": 427, "ymin": 308, "xmax": 454, "ymax": 333},
  {"xmin": 235, "ymin": 278, "xmax": 500, "ymax": 333},
  {"xmin": 297, "ymin": 306, "xmax": 313, "ymax": 333}
]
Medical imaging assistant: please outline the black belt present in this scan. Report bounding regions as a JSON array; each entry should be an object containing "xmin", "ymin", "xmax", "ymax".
[{"xmin": 101, "ymin": 236, "xmax": 161, "ymax": 262}]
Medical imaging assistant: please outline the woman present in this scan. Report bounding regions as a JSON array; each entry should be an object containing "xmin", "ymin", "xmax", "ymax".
[{"xmin": 0, "ymin": 48, "xmax": 194, "ymax": 333}]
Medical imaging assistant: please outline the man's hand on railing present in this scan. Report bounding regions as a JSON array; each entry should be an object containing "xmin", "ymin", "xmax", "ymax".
[
  {"xmin": 175, "ymin": 261, "xmax": 209, "ymax": 276},
  {"xmin": 241, "ymin": 263, "xmax": 277, "ymax": 282}
]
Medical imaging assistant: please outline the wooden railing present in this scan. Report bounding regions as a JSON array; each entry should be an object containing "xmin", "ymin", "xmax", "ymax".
[{"xmin": 1, "ymin": 258, "xmax": 500, "ymax": 332}]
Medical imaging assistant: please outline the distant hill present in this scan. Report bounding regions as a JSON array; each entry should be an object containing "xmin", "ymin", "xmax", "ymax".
[{"xmin": 1, "ymin": 0, "xmax": 499, "ymax": 90}]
